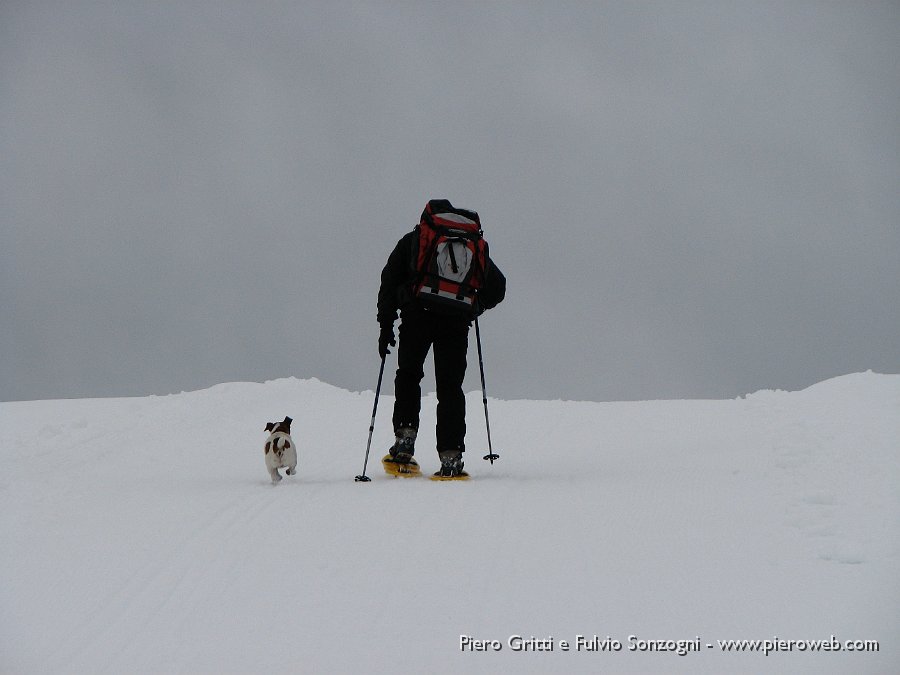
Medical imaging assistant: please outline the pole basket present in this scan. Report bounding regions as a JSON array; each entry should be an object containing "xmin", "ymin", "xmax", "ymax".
[{"xmin": 354, "ymin": 475, "xmax": 372, "ymax": 482}]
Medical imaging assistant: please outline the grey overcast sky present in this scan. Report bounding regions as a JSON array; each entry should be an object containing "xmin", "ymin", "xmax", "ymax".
[{"xmin": 1, "ymin": 1, "xmax": 898, "ymax": 403}]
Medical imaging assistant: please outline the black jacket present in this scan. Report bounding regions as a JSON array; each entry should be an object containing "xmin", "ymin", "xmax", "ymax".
[{"xmin": 377, "ymin": 229, "xmax": 506, "ymax": 325}]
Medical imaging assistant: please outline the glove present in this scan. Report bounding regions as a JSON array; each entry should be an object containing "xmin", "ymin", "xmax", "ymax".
[{"xmin": 378, "ymin": 323, "xmax": 396, "ymax": 358}]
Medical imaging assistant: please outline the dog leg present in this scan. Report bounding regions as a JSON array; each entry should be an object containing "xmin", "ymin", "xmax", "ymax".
[
  {"xmin": 269, "ymin": 466, "xmax": 282, "ymax": 483},
  {"xmin": 284, "ymin": 443, "xmax": 297, "ymax": 477}
]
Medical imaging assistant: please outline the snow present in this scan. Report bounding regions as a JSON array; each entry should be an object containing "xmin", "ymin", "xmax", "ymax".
[{"xmin": 2, "ymin": 372, "xmax": 898, "ymax": 674}]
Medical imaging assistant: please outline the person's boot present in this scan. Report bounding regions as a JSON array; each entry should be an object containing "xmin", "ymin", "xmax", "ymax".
[
  {"xmin": 383, "ymin": 427, "xmax": 420, "ymax": 476},
  {"xmin": 388, "ymin": 427, "xmax": 417, "ymax": 464},
  {"xmin": 434, "ymin": 449, "xmax": 467, "ymax": 478}
]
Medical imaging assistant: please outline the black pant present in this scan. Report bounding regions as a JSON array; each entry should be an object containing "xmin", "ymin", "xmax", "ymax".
[{"xmin": 392, "ymin": 309, "xmax": 470, "ymax": 452}]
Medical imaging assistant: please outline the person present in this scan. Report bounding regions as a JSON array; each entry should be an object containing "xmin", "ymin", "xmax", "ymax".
[{"xmin": 377, "ymin": 201, "xmax": 506, "ymax": 478}]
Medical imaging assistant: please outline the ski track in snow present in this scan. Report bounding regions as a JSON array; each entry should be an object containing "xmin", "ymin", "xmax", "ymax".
[{"xmin": 2, "ymin": 373, "xmax": 898, "ymax": 674}]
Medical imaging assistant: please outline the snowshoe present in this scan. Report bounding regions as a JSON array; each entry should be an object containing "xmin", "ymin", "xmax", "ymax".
[{"xmin": 382, "ymin": 454, "xmax": 421, "ymax": 477}]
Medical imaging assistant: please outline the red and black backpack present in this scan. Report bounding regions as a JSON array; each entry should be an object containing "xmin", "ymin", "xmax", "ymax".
[{"xmin": 411, "ymin": 199, "xmax": 488, "ymax": 315}]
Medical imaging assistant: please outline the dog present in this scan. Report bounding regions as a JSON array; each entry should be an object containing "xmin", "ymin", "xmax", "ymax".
[{"xmin": 264, "ymin": 416, "xmax": 297, "ymax": 483}]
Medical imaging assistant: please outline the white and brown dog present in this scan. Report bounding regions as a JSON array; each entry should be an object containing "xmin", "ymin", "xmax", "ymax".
[{"xmin": 264, "ymin": 416, "xmax": 297, "ymax": 483}]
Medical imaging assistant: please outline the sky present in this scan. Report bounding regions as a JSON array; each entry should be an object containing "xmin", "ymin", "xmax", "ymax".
[{"xmin": 1, "ymin": 0, "xmax": 898, "ymax": 403}]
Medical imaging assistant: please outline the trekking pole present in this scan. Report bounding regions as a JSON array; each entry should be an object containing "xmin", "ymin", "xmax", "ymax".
[
  {"xmin": 475, "ymin": 315, "xmax": 500, "ymax": 464},
  {"xmin": 355, "ymin": 354, "xmax": 387, "ymax": 482}
]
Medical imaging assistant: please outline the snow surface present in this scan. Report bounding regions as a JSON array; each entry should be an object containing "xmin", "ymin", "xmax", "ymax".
[{"xmin": 2, "ymin": 372, "xmax": 898, "ymax": 674}]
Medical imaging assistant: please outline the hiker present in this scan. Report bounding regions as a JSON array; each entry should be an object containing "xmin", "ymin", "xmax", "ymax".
[{"xmin": 377, "ymin": 200, "xmax": 506, "ymax": 478}]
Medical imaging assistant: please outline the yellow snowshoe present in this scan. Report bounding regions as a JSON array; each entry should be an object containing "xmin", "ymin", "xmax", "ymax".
[{"xmin": 382, "ymin": 454, "xmax": 421, "ymax": 477}]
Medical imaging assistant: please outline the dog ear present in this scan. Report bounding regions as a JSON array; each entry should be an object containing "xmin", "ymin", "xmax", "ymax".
[
  {"xmin": 283, "ymin": 416, "xmax": 292, "ymax": 430},
  {"xmin": 265, "ymin": 422, "xmax": 275, "ymax": 432}
]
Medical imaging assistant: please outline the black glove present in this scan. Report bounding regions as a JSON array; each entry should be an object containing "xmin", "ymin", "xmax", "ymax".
[{"xmin": 378, "ymin": 323, "xmax": 396, "ymax": 358}]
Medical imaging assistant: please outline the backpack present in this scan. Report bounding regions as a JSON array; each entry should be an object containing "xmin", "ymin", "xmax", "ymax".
[{"xmin": 411, "ymin": 199, "xmax": 488, "ymax": 315}]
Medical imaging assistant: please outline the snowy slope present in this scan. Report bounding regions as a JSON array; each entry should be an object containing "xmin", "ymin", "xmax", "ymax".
[{"xmin": 1, "ymin": 373, "xmax": 898, "ymax": 674}]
